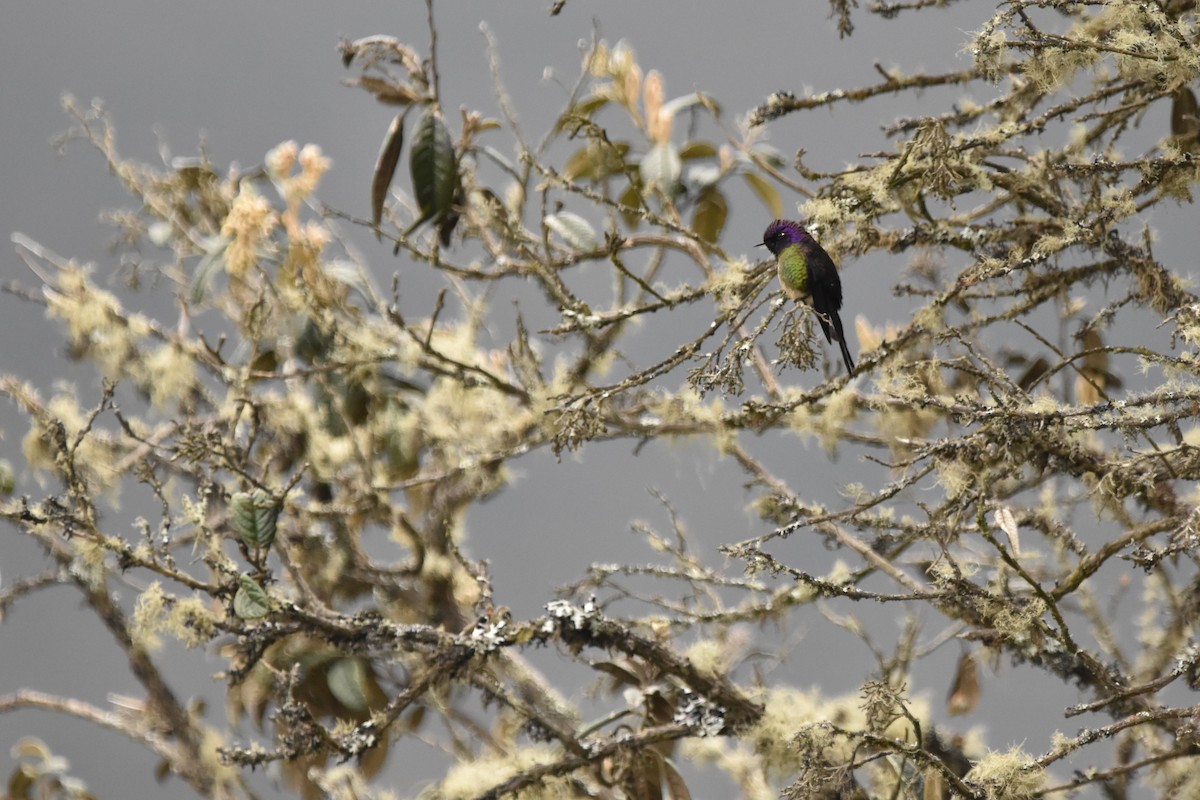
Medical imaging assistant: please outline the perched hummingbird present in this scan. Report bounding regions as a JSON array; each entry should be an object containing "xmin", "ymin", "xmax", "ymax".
[{"xmin": 759, "ymin": 219, "xmax": 855, "ymax": 374}]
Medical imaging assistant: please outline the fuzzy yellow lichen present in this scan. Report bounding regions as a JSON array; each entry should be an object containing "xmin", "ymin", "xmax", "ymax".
[
  {"xmin": 437, "ymin": 746, "xmax": 564, "ymax": 800},
  {"xmin": 964, "ymin": 745, "xmax": 1045, "ymax": 799},
  {"xmin": 746, "ymin": 686, "xmax": 931, "ymax": 781},
  {"xmin": 44, "ymin": 266, "xmax": 138, "ymax": 381},
  {"xmin": 169, "ymin": 595, "xmax": 218, "ymax": 648},
  {"xmin": 684, "ymin": 639, "xmax": 727, "ymax": 681},
  {"xmin": 221, "ymin": 184, "xmax": 276, "ymax": 278},
  {"xmin": 935, "ymin": 456, "xmax": 976, "ymax": 501},
  {"xmin": 708, "ymin": 260, "xmax": 751, "ymax": 314},
  {"xmin": 132, "ymin": 581, "xmax": 167, "ymax": 651},
  {"xmin": 142, "ymin": 343, "xmax": 198, "ymax": 409}
]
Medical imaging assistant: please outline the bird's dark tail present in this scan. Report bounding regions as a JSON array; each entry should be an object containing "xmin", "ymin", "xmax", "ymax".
[
  {"xmin": 837, "ymin": 335, "xmax": 855, "ymax": 375},
  {"xmin": 830, "ymin": 312, "xmax": 855, "ymax": 375}
]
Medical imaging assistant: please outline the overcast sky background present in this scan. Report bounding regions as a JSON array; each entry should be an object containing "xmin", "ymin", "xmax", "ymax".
[{"xmin": 2, "ymin": 2, "xmax": 1191, "ymax": 797}]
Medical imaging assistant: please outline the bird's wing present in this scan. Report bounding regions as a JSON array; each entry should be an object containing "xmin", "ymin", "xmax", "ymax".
[{"xmin": 806, "ymin": 244, "xmax": 843, "ymax": 344}]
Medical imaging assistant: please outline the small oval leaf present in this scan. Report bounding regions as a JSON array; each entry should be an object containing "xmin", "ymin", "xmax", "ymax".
[
  {"xmin": 1171, "ymin": 87, "xmax": 1200, "ymax": 140},
  {"xmin": 233, "ymin": 576, "xmax": 270, "ymax": 619},
  {"xmin": 230, "ymin": 490, "xmax": 279, "ymax": 550},
  {"xmin": 946, "ymin": 650, "xmax": 981, "ymax": 716},
  {"xmin": 188, "ymin": 237, "xmax": 230, "ymax": 305},
  {"xmin": 327, "ymin": 657, "xmax": 373, "ymax": 713},
  {"xmin": 371, "ymin": 111, "xmax": 407, "ymax": 236},
  {"xmin": 562, "ymin": 146, "xmax": 597, "ymax": 182},
  {"xmin": 409, "ymin": 106, "xmax": 457, "ymax": 230},
  {"xmin": 545, "ymin": 212, "xmax": 598, "ymax": 251},
  {"xmin": 678, "ymin": 141, "xmax": 717, "ymax": 161},
  {"xmin": 554, "ymin": 95, "xmax": 610, "ymax": 133},
  {"xmin": 691, "ymin": 186, "xmax": 727, "ymax": 244},
  {"xmin": 662, "ymin": 757, "xmax": 694, "ymax": 800},
  {"xmin": 743, "ymin": 172, "xmax": 784, "ymax": 218},
  {"xmin": 619, "ymin": 182, "xmax": 643, "ymax": 228},
  {"xmin": 640, "ymin": 142, "xmax": 682, "ymax": 190},
  {"xmin": 563, "ymin": 142, "xmax": 631, "ymax": 182}
]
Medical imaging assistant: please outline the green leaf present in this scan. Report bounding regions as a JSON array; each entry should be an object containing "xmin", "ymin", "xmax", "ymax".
[
  {"xmin": 1172, "ymin": 87, "xmax": 1200, "ymax": 141},
  {"xmin": 371, "ymin": 110, "xmax": 407, "ymax": 236},
  {"xmin": 691, "ymin": 186, "xmax": 727, "ymax": 243},
  {"xmin": 0, "ymin": 459, "xmax": 14, "ymax": 496},
  {"xmin": 619, "ymin": 182, "xmax": 643, "ymax": 228},
  {"xmin": 408, "ymin": 106, "xmax": 457, "ymax": 231},
  {"xmin": 545, "ymin": 212, "xmax": 598, "ymax": 250},
  {"xmin": 327, "ymin": 657, "xmax": 373, "ymax": 713},
  {"xmin": 230, "ymin": 490, "xmax": 279, "ymax": 550},
  {"xmin": 662, "ymin": 757, "xmax": 693, "ymax": 800},
  {"xmin": 233, "ymin": 576, "xmax": 270, "ymax": 619},
  {"xmin": 554, "ymin": 94, "xmax": 610, "ymax": 133},
  {"xmin": 563, "ymin": 141, "xmax": 631, "ymax": 182},
  {"xmin": 187, "ymin": 236, "xmax": 229, "ymax": 306},
  {"xmin": 640, "ymin": 142, "xmax": 682, "ymax": 190},
  {"xmin": 562, "ymin": 146, "xmax": 596, "ymax": 181},
  {"xmin": 678, "ymin": 141, "xmax": 717, "ymax": 161},
  {"xmin": 743, "ymin": 172, "xmax": 784, "ymax": 218}
]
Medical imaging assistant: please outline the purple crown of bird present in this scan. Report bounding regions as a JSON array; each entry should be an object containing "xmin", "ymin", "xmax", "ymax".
[{"xmin": 758, "ymin": 219, "xmax": 855, "ymax": 374}]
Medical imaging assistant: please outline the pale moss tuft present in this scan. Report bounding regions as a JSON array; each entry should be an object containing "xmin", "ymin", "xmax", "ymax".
[
  {"xmin": 179, "ymin": 494, "xmax": 207, "ymax": 528},
  {"xmin": 969, "ymin": 24, "xmax": 1010, "ymax": 81},
  {"xmin": 1026, "ymin": 393, "xmax": 1059, "ymax": 415},
  {"xmin": 221, "ymin": 184, "xmax": 276, "ymax": 278},
  {"xmin": 854, "ymin": 314, "xmax": 902, "ymax": 356},
  {"xmin": 798, "ymin": 197, "xmax": 847, "ymax": 236},
  {"xmin": 935, "ymin": 456, "xmax": 976, "ymax": 501},
  {"xmin": 709, "ymin": 260, "xmax": 752, "ymax": 314},
  {"xmin": 912, "ymin": 303, "xmax": 946, "ymax": 333},
  {"xmin": 422, "ymin": 552, "xmax": 455, "ymax": 581},
  {"xmin": 1049, "ymin": 730, "xmax": 1075, "ymax": 755},
  {"xmin": 450, "ymin": 558, "xmax": 484, "ymax": 609},
  {"xmin": 306, "ymin": 434, "xmax": 356, "ymax": 483},
  {"xmin": 133, "ymin": 581, "xmax": 167, "ymax": 652},
  {"xmin": 72, "ymin": 536, "xmax": 113, "ymax": 590},
  {"xmin": 786, "ymin": 404, "xmax": 816, "ymax": 442},
  {"xmin": 44, "ymin": 266, "xmax": 138, "ymax": 381},
  {"xmin": 135, "ymin": 584, "xmax": 218, "ymax": 650},
  {"xmin": 988, "ymin": 595, "xmax": 1046, "ymax": 641},
  {"xmin": 684, "ymin": 639, "xmax": 726, "ymax": 681},
  {"xmin": 1100, "ymin": 186, "xmax": 1135, "ymax": 221},
  {"xmin": 197, "ymin": 728, "xmax": 242, "ymax": 792},
  {"xmin": 131, "ymin": 542, "xmax": 154, "ymax": 563},
  {"xmin": 265, "ymin": 140, "xmax": 299, "ymax": 179},
  {"xmin": 745, "ymin": 687, "xmax": 827, "ymax": 778},
  {"xmin": 818, "ymin": 385, "xmax": 858, "ymax": 454},
  {"xmin": 169, "ymin": 595, "xmax": 218, "ymax": 648},
  {"xmin": 437, "ymin": 746, "xmax": 564, "ymax": 800},
  {"xmin": 826, "ymin": 559, "xmax": 853, "ymax": 585},
  {"xmin": 318, "ymin": 540, "xmax": 350, "ymax": 588},
  {"xmin": 746, "ymin": 685, "xmax": 930, "ymax": 781},
  {"xmin": 1147, "ymin": 146, "xmax": 1195, "ymax": 203},
  {"xmin": 964, "ymin": 745, "xmax": 1045, "ymax": 799},
  {"xmin": 1030, "ymin": 233, "xmax": 1069, "ymax": 260},
  {"xmin": 1023, "ymin": 47, "xmax": 1096, "ymax": 93},
  {"xmin": 142, "ymin": 343, "xmax": 198, "ymax": 410}
]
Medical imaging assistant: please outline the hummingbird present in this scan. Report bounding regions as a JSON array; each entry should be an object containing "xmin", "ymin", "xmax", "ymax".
[{"xmin": 759, "ymin": 219, "xmax": 855, "ymax": 374}]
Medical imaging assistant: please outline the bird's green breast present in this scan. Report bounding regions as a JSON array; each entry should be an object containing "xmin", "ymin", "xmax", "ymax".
[{"xmin": 777, "ymin": 246, "xmax": 809, "ymax": 298}]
